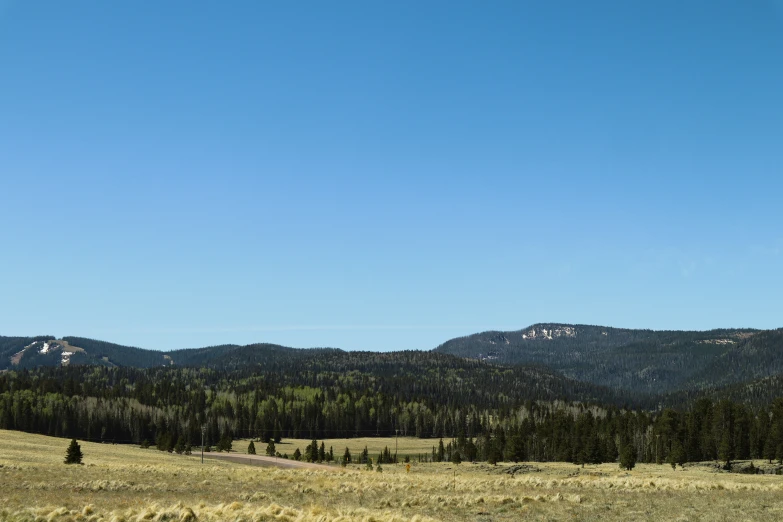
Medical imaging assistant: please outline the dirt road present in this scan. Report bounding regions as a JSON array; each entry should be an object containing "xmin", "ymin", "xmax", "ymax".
[{"xmin": 200, "ymin": 452, "xmax": 338, "ymax": 471}]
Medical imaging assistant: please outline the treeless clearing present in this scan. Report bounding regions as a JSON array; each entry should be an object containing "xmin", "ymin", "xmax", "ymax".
[
  {"xmin": 203, "ymin": 451, "xmax": 335, "ymax": 471},
  {"xmin": 2, "ymin": 429, "xmax": 783, "ymax": 521},
  {"xmin": 238, "ymin": 436, "xmax": 438, "ymax": 459}
]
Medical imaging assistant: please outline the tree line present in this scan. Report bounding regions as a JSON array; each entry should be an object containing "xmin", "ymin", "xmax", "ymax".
[{"xmin": 3, "ymin": 362, "xmax": 783, "ymax": 467}]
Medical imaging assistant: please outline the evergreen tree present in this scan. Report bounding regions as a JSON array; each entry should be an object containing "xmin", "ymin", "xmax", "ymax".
[
  {"xmin": 319, "ymin": 442, "xmax": 326, "ymax": 462},
  {"xmin": 266, "ymin": 440, "xmax": 276, "ymax": 456},
  {"xmin": 248, "ymin": 441, "xmax": 256, "ymax": 455},
  {"xmin": 668, "ymin": 438, "xmax": 685, "ymax": 469},
  {"xmin": 293, "ymin": 448, "xmax": 302, "ymax": 461},
  {"xmin": 156, "ymin": 432, "xmax": 170, "ymax": 452},
  {"xmin": 718, "ymin": 430, "xmax": 733, "ymax": 468},
  {"xmin": 64, "ymin": 439, "xmax": 83, "ymax": 464},
  {"xmin": 343, "ymin": 447, "xmax": 352, "ymax": 465},
  {"xmin": 174, "ymin": 436, "xmax": 185, "ymax": 454},
  {"xmin": 764, "ymin": 431, "xmax": 776, "ymax": 463},
  {"xmin": 619, "ymin": 441, "xmax": 637, "ymax": 471},
  {"xmin": 451, "ymin": 449, "xmax": 462, "ymax": 465}
]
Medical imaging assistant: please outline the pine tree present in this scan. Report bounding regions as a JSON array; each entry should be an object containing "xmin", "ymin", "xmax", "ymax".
[
  {"xmin": 764, "ymin": 431, "xmax": 776, "ymax": 463},
  {"xmin": 248, "ymin": 441, "xmax": 256, "ymax": 455},
  {"xmin": 266, "ymin": 440, "xmax": 276, "ymax": 456},
  {"xmin": 619, "ymin": 441, "xmax": 637, "ymax": 471},
  {"xmin": 156, "ymin": 432, "xmax": 170, "ymax": 452},
  {"xmin": 343, "ymin": 447, "xmax": 352, "ymax": 465},
  {"xmin": 293, "ymin": 448, "xmax": 302, "ymax": 461},
  {"xmin": 718, "ymin": 430, "xmax": 733, "ymax": 469},
  {"xmin": 451, "ymin": 450, "xmax": 462, "ymax": 465},
  {"xmin": 64, "ymin": 439, "xmax": 83, "ymax": 464},
  {"xmin": 174, "ymin": 436, "xmax": 185, "ymax": 454},
  {"xmin": 319, "ymin": 442, "xmax": 326, "ymax": 462},
  {"xmin": 668, "ymin": 438, "xmax": 685, "ymax": 470}
]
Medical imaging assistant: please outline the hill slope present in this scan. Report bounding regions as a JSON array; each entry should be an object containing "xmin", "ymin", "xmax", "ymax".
[{"xmin": 433, "ymin": 323, "xmax": 763, "ymax": 394}]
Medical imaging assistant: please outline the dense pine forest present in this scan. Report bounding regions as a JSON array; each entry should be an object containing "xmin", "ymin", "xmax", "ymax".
[{"xmin": 4, "ymin": 349, "xmax": 783, "ymax": 468}]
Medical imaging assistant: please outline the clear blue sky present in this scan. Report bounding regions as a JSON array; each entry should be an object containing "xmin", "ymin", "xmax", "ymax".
[{"xmin": 1, "ymin": 1, "xmax": 781, "ymax": 351}]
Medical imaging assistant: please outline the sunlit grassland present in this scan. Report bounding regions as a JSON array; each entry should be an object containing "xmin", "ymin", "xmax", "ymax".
[
  {"xmin": 240, "ymin": 437, "xmax": 437, "ymax": 460},
  {"xmin": 2, "ymin": 430, "xmax": 783, "ymax": 521}
]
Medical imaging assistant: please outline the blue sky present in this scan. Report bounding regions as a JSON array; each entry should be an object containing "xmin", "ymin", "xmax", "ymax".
[{"xmin": 1, "ymin": 1, "xmax": 781, "ymax": 351}]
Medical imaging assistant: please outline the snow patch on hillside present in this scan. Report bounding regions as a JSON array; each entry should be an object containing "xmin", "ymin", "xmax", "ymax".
[{"xmin": 522, "ymin": 326, "xmax": 577, "ymax": 340}]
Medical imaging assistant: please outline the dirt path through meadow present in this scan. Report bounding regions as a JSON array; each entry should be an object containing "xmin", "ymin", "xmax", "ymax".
[{"xmin": 201, "ymin": 452, "xmax": 339, "ymax": 471}]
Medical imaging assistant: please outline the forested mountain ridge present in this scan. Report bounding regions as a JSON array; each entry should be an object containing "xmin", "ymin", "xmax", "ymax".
[
  {"xmin": 0, "ymin": 335, "xmax": 342, "ymax": 371},
  {"xmin": 4, "ymin": 324, "xmax": 783, "ymax": 400},
  {"xmin": 3, "ymin": 352, "xmax": 783, "ymax": 468},
  {"xmin": 434, "ymin": 324, "xmax": 771, "ymax": 394},
  {"xmin": 6, "ymin": 329, "xmax": 783, "ymax": 468}
]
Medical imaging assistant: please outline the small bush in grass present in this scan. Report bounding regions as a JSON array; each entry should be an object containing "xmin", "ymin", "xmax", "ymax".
[
  {"xmin": 140, "ymin": 439, "xmax": 150, "ymax": 449},
  {"xmin": 248, "ymin": 441, "xmax": 256, "ymax": 455},
  {"xmin": 293, "ymin": 448, "xmax": 301, "ymax": 461},
  {"xmin": 64, "ymin": 439, "xmax": 83, "ymax": 465}
]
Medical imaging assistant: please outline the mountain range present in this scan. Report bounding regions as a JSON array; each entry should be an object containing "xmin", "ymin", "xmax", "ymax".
[{"xmin": 3, "ymin": 323, "xmax": 783, "ymax": 402}]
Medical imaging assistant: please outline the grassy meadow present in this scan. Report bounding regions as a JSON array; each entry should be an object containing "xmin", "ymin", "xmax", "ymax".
[
  {"xmin": 241, "ymin": 437, "xmax": 437, "ymax": 460},
  {"xmin": 2, "ymin": 430, "xmax": 783, "ymax": 521}
]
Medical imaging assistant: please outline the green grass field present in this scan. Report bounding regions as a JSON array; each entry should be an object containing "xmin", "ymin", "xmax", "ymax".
[{"xmin": 3, "ymin": 429, "xmax": 783, "ymax": 521}]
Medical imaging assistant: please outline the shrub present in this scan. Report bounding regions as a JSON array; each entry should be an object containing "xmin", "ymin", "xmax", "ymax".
[{"xmin": 248, "ymin": 441, "xmax": 256, "ymax": 455}]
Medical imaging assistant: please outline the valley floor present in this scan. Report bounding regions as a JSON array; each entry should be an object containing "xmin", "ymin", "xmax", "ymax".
[{"xmin": 2, "ymin": 430, "xmax": 783, "ymax": 521}]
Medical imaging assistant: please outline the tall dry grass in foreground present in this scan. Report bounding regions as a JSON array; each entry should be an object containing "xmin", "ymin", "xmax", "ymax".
[{"xmin": 2, "ymin": 429, "xmax": 783, "ymax": 521}]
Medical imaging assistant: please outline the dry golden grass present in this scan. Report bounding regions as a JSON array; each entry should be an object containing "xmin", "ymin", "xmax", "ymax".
[
  {"xmin": 2, "ymin": 430, "xmax": 783, "ymax": 521},
  {"xmin": 242, "ymin": 436, "xmax": 437, "ymax": 459}
]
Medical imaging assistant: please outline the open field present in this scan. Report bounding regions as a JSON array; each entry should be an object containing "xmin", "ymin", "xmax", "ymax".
[
  {"xmin": 237, "ymin": 437, "xmax": 438, "ymax": 460},
  {"xmin": 3, "ymin": 430, "xmax": 783, "ymax": 521}
]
